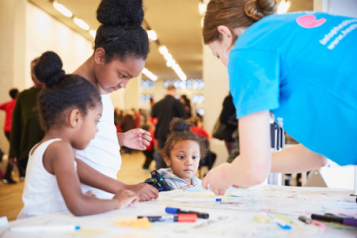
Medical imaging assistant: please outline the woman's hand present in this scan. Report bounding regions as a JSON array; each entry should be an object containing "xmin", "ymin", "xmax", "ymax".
[
  {"xmin": 202, "ymin": 163, "xmax": 235, "ymax": 195},
  {"xmin": 118, "ymin": 129, "xmax": 152, "ymax": 150}
]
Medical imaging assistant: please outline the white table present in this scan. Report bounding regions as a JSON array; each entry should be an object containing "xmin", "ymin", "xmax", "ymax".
[{"xmin": 1, "ymin": 185, "xmax": 356, "ymax": 238}]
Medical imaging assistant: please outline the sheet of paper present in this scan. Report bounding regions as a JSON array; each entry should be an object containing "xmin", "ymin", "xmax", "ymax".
[
  {"xmin": 115, "ymin": 218, "xmax": 151, "ymax": 230},
  {"xmin": 66, "ymin": 228, "xmax": 107, "ymax": 237}
]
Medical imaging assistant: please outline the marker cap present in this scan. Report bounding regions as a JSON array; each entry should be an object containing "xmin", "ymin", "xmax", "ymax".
[
  {"xmin": 165, "ymin": 207, "xmax": 179, "ymax": 214},
  {"xmin": 178, "ymin": 214, "xmax": 197, "ymax": 222}
]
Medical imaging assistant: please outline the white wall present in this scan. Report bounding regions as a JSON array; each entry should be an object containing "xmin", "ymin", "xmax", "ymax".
[
  {"xmin": 25, "ymin": 2, "xmax": 93, "ymax": 88},
  {"xmin": 0, "ymin": 2, "xmax": 96, "ymax": 153},
  {"xmin": 328, "ymin": 0, "xmax": 357, "ymax": 18}
]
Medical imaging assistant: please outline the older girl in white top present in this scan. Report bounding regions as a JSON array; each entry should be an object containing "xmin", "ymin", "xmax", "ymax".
[
  {"xmin": 73, "ymin": 0, "xmax": 158, "ymax": 201},
  {"xmin": 18, "ymin": 51, "xmax": 138, "ymax": 219}
]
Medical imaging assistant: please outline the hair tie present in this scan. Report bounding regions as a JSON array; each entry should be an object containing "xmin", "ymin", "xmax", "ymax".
[
  {"xmin": 244, "ymin": 0, "xmax": 263, "ymax": 21},
  {"xmin": 255, "ymin": 0, "xmax": 263, "ymax": 13},
  {"xmin": 106, "ymin": 36, "xmax": 119, "ymax": 42}
]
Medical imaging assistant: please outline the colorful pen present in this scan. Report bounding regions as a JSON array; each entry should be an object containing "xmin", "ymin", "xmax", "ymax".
[
  {"xmin": 138, "ymin": 214, "xmax": 197, "ymax": 223},
  {"xmin": 261, "ymin": 213, "xmax": 291, "ymax": 230},
  {"xmin": 299, "ymin": 216, "xmax": 326, "ymax": 232},
  {"xmin": 311, "ymin": 214, "xmax": 357, "ymax": 227},
  {"xmin": 165, "ymin": 207, "xmax": 209, "ymax": 219},
  {"xmin": 10, "ymin": 225, "xmax": 80, "ymax": 233},
  {"xmin": 172, "ymin": 198, "xmax": 222, "ymax": 202}
]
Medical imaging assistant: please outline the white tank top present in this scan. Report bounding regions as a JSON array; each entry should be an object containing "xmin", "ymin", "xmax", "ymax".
[
  {"xmin": 76, "ymin": 94, "xmax": 121, "ymax": 199},
  {"xmin": 18, "ymin": 139, "xmax": 73, "ymax": 219}
]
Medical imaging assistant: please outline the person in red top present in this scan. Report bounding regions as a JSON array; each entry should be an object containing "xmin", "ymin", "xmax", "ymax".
[
  {"xmin": 0, "ymin": 89, "xmax": 19, "ymax": 140},
  {"xmin": 189, "ymin": 117, "xmax": 217, "ymax": 173},
  {"xmin": 190, "ymin": 117, "xmax": 210, "ymax": 138},
  {"xmin": 0, "ymin": 88, "xmax": 19, "ymax": 184}
]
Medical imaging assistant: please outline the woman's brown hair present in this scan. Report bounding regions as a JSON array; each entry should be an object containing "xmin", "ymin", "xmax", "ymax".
[{"xmin": 203, "ymin": 0, "xmax": 277, "ymax": 45}]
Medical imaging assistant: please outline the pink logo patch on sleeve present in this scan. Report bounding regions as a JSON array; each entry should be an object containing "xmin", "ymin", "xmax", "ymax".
[{"xmin": 296, "ymin": 15, "xmax": 326, "ymax": 28}]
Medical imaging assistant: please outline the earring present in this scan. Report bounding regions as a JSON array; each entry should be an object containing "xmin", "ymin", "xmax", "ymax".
[{"xmin": 224, "ymin": 44, "xmax": 231, "ymax": 59}]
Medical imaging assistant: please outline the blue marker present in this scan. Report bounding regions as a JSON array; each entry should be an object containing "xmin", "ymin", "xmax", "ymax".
[
  {"xmin": 261, "ymin": 213, "xmax": 292, "ymax": 230},
  {"xmin": 172, "ymin": 198, "xmax": 222, "ymax": 202},
  {"xmin": 165, "ymin": 207, "xmax": 209, "ymax": 219}
]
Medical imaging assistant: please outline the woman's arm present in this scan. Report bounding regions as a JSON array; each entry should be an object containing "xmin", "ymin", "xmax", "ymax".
[
  {"xmin": 271, "ymin": 144, "xmax": 328, "ymax": 173},
  {"xmin": 202, "ymin": 111, "xmax": 272, "ymax": 194},
  {"xmin": 46, "ymin": 141, "xmax": 137, "ymax": 216}
]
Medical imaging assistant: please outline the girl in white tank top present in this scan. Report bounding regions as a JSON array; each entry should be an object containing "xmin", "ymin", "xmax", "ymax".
[{"xmin": 19, "ymin": 51, "xmax": 138, "ymax": 219}]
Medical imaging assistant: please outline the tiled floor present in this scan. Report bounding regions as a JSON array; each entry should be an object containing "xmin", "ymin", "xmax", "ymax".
[{"xmin": 0, "ymin": 151, "xmax": 153, "ymax": 221}]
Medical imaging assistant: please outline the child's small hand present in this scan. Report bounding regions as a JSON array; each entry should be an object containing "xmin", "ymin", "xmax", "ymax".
[
  {"xmin": 83, "ymin": 190, "xmax": 96, "ymax": 198},
  {"xmin": 180, "ymin": 184, "xmax": 192, "ymax": 189},
  {"xmin": 125, "ymin": 183, "xmax": 159, "ymax": 201},
  {"xmin": 113, "ymin": 189, "xmax": 139, "ymax": 209}
]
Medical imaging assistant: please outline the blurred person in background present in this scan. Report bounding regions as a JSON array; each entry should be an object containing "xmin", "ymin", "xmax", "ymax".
[
  {"xmin": 9, "ymin": 57, "xmax": 45, "ymax": 182},
  {"xmin": 151, "ymin": 84, "xmax": 187, "ymax": 168},
  {"xmin": 120, "ymin": 110, "xmax": 136, "ymax": 155},
  {"xmin": 0, "ymin": 88, "xmax": 19, "ymax": 184}
]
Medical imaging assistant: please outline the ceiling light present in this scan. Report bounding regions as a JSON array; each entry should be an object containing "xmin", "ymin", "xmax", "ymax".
[
  {"xmin": 89, "ymin": 29, "xmax": 96, "ymax": 38},
  {"xmin": 142, "ymin": 68, "xmax": 158, "ymax": 81},
  {"xmin": 73, "ymin": 17, "xmax": 90, "ymax": 31},
  {"xmin": 159, "ymin": 46, "xmax": 168, "ymax": 55},
  {"xmin": 198, "ymin": 2, "xmax": 207, "ymax": 16},
  {"xmin": 163, "ymin": 53, "xmax": 173, "ymax": 62},
  {"xmin": 277, "ymin": 0, "xmax": 291, "ymax": 14},
  {"xmin": 147, "ymin": 30, "xmax": 157, "ymax": 41},
  {"xmin": 166, "ymin": 59, "xmax": 176, "ymax": 67},
  {"xmin": 53, "ymin": 1, "xmax": 73, "ymax": 18}
]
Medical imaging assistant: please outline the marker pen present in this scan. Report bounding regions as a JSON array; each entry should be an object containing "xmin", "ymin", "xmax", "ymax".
[
  {"xmin": 261, "ymin": 213, "xmax": 291, "ymax": 230},
  {"xmin": 165, "ymin": 207, "xmax": 209, "ymax": 219},
  {"xmin": 172, "ymin": 198, "xmax": 222, "ymax": 202},
  {"xmin": 311, "ymin": 214, "xmax": 357, "ymax": 227},
  {"xmin": 11, "ymin": 225, "xmax": 80, "ymax": 233},
  {"xmin": 138, "ymin": 214, "xmax": 197, "ymax": 223},
  {"xmin": 299, "ymin": 216, "xmax": 326, "ymax": 232}
]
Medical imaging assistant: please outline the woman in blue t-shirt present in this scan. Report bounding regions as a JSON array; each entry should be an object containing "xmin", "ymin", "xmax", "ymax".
[{"xmin": 201, "ymin": 0, "xmax": 357, "ymax": 195}]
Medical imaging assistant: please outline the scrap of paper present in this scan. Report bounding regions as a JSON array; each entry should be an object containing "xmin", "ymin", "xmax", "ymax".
[
  {"xmin": 253, "ymin": 214, "xmax": 270, "ymax": 223},
  {"xmin": 66, "ymin": 228, "xmax": 107, "ymax": 237},
  {"xmin": 323, "ymin": 203, "xmax": 357, "ymax": 210},
  {"xmin": 115, "ymin": 218, "xmax": 151, "ymax": 230},
  {"xmin": 272, "ymin": 214, "xmax": 293, "ymax": 224}
]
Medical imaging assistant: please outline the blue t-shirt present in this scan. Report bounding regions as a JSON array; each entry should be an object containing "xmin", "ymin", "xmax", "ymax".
[{"xmin": 228, "ymin": 12, "xmax": 357, "ymax": 166}]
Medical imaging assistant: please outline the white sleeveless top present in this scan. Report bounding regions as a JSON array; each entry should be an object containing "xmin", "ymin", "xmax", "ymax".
[
  {"xmin": 18, "ymin": 139, "xmax": 73, "ymax": 219},
  {"xmin": 76, "ymin": 94, "xmax": 121, "ymax": 199}
]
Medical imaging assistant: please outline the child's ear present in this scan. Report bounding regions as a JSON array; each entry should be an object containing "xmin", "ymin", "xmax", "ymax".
[
  {"xmin": 94, "ymin": 48, "xmax": 106, "ymax": 65},
  {"xmin": 163, "ymin": 155, "xmax": 171, "ymax": 167},
  {"xmin": 68, "ymin": 109, "xmax": 82, "ymax": 128}
]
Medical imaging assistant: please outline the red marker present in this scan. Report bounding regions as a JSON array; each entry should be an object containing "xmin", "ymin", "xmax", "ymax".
[{"xmin": 138, "ymin": 214, "xmax": 197, "ymax": 222}]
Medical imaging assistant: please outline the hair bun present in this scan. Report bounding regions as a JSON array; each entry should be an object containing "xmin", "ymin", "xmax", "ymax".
[
  {"xmin": 97, "ymin": 0, "xmax": 144, "ymax": 27},
  {"xmin": 35, "ymin": 51, "xmax": 65, "ymax": 87},
  {"xmin": 244, "ymin": 0, "xmax": 277, "ymax": 21},
  {"xmin": 169, "ymin": 118, "xmax": 192, "ymax": 133}
]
